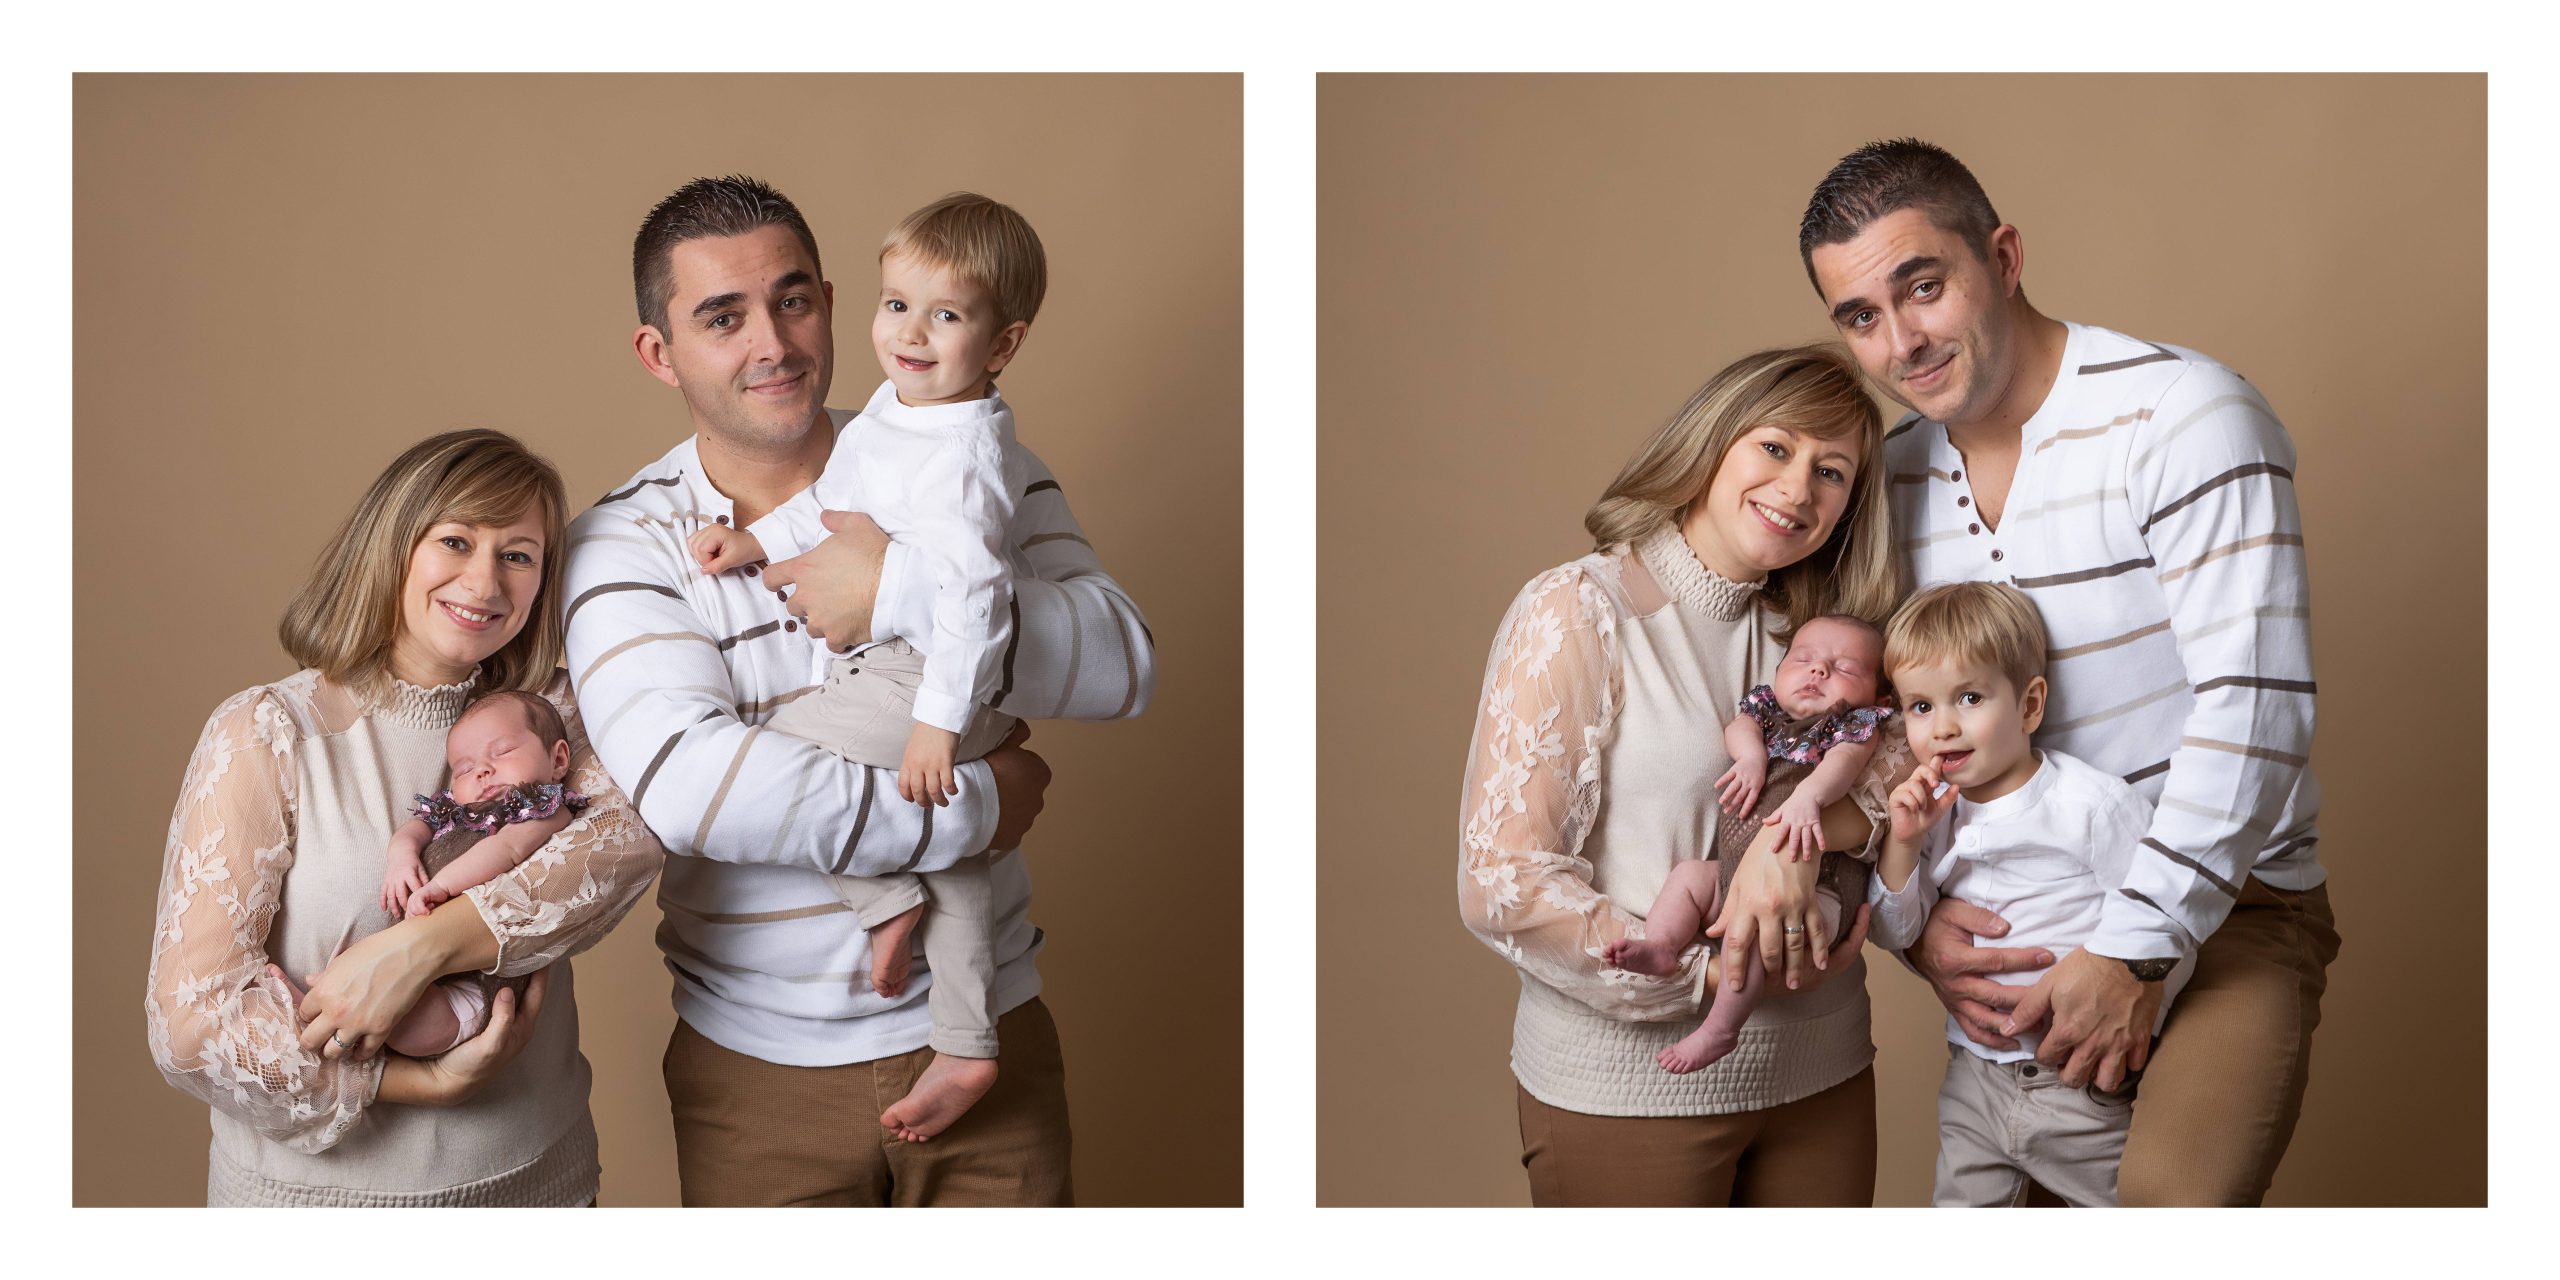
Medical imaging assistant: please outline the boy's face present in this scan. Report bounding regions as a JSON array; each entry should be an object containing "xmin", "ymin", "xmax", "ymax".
[
  {"xmin": 446, "ymin": 703, "xmax": 570, "ymax": 805},
  {"xmin": 872, "ymin": 250, "xmax": 1028, "ymax": 408},
  {"xmin": 1891, "ymin": 654, "xmax": 2046, "ymax": 804}
]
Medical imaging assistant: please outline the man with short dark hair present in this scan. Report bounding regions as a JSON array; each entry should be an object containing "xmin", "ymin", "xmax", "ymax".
[
  {"xmin": 565, "ymin": 175, "xmax": 1154, "ymax": 1205},
  {"xmin": 1801, "ymin": 140, "xmax": 2338, "ymax": 1206}
]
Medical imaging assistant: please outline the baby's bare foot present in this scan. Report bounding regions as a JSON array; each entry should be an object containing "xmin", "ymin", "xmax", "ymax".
[
  {"xmin": 1657, "ymin": 1023, "xmax": 1742, "ymax": 1075},
  {"xmin": 868, "ymin": 904, "xmax": 925, "ymax": 997},
  {"xmin": 880, "ymin": 1053, "xmax": 999, "ymax": 1142},
  {"xmin": 1603, "ymin": 936, "xmax": 1678, "ymax": 976}
]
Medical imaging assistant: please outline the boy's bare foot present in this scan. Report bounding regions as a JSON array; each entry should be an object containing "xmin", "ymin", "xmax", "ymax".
[
  {"xmin": 1602, "ymin": 936, "xmax": 1679, "ymax": 976},
  {"xmin": 880, "ymin": 1053, "xmax": 999, "ymax": 1142},
  {"xmin": 1657, "ymin": 1022, "xmax": 1742, "ymax": 1075},
  {"xmin": 867, "ymin": 904, "xmax": 925, "ymax": 997}
]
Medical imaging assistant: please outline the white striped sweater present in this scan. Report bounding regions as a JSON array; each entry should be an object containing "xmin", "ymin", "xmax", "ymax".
[
  {"xmin": 562, "ymin": 408, "xmax": 1154, "ymax": 1065},
  {"xmin": 1885, "ymin": 322, "xmax": 2322, "ymax": 965}
]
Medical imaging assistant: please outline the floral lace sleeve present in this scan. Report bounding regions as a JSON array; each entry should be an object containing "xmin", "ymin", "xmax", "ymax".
[
  {"xmin": 1457, "ymin": 562, "xmax": 1704, "ymax": 1022},
  {"xmin": 146, "ymin": 687, "xmax": 380, "ymax": 1153},
  {"xmin": 1843, "ymin": 729, "xmax": 1920, "ymax": 865},
  {"xmin": 461, "ymin": 673, "xmax": 666, "ymax": 976}
]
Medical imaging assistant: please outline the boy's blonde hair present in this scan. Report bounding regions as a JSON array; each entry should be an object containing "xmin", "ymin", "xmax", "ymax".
[
  {"xmin": 880, "ymin": 192, "xmax": 1047, "ymax": 329},
  {"xmin": 1882, "ymin": 581, "xmax": 2047, "ymax": 693},
  {"xmin": 278, "ymin": 430, "xmax": 569, "ymax": 699},
  {"xmin": 1583, "ymin": 344, "xmax": 1905, "ymax": 639}
]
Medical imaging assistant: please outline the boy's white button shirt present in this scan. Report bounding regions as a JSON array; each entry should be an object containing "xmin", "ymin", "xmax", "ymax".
[
  {"xmin": 562, "ymin": 390, "xmax": 1152, "ymax": 1066},
  {"xmin": 1870, "ymin": 749, "xmax": 2194, "ymax": 1063},
  {"xmin": 753, "ymin": 380, "xmax": 1034, "ymax": 735}
]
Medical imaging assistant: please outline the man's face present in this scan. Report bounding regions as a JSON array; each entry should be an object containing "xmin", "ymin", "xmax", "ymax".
[
  {"xmin": 644, "ymin": 225, "xmax": 835, "ymax": 453},
  {"xmin": 1809, "ymin": 207, "xmax": 2019, "ymax": 429}
]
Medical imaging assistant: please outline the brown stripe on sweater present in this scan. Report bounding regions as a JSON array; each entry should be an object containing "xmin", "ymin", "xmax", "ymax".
[
  {"xmin": 1890, "ymin": 467, "xmax": 1955, "ymax": 486},
  {"xmin": 2156, "ymin": 532, "xmax": 2304, "ymax": 584},
  {"xmin": 991, "ymin": 595, "xmax": 1023, "ymax": 712},
  {"xmin": 2042, "ymin": 679, "xmax": 2186, "ymax": 734},
  {"xmin": 632, "ymin": 708, "xmax": 724, "ymax": 810},
  {"xmin": 896, "ymin": 799, "xmax": 934, "ymax": 873},
  {"xmin": 737, "ymin": 684, "xmax": 820, "ymax": 716},
  {"xmin": 2119, "ymin": 885, "xmax": 2175, "ymax": 918},
  {"xmin": 2141, "ymin": 837, "xmax": 2243, "ymax": 898},
  {"xmin": 578, "ymin": 630, "xmax": 717, "ymax": 686},
  {"xmin": 2192, "ymin": 674, "xmax": 2317, "ymax": 696},
  {"xmin": 595, "ymin": 474, "xmax": 683, "ymax": 506},
  {"xmin": 2014, "ymin": 556, "xmax": 2156, "ymax": 589},
  {"xmin": 2078, "ymin": 343, "xmax": 2180, "ymax": 374},
  {"xmin": 564, "ymin": 580, "xmax": 683, "ymax": 630},
  {"xmin": 1884, "ymin": 416, "xmax": 1922, "ymax": 442},
  {"xmin": 660, "ymin": 898, "xmax": 850, "ymax": 926},
  {"xmin": 2121, "ymin": 759, "xmax": 2172, "ymax": 786},
  {"xmin": 2138, "ymin": 462, "xmax": 2295, "ymax": 535},
  {"xmin": 2030, "ymin": 409, "xmax": 2154, "ymax": 456},
  {"xmin": 1050, "ymin": 582, "xmax": 1087, "ymax": 718},
  {"xmin": 1024, "ymin": 478, "xmax": 1061, "ymax": 497},
  {"xmin": 2050, "ymin": 618, "xmax": 2173, "ymax": 661},
  {"xmin": 830, "ymin": 768, "xmax": 876, "ymax": 876},
  {"xmin": 691, "ymin": 724, "xmax": 766, "ymax": 853},
  {"xmin": 2179, "ymin": 734, "xmax": 2309, "ymax": 768},
  {"xmin": 1108, "ymin": 596, "xmax": 1141, "ymax": 720},
  {"xmin": 717, "ymin": 619, "xmax": 784, "ymax": 651},
  {"xmin": 1022, "ymin": 530, "xmax": 1091, "ymax": 550}
]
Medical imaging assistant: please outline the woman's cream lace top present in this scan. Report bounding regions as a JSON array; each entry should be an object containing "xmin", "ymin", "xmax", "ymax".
[
  {"xmin": 145, "ymin": 669, "xmax": 664, "ymax": 1204},
  {"xmin": 1458, "ymin": 526, "xmax": 1874, "ymax": 1116}
]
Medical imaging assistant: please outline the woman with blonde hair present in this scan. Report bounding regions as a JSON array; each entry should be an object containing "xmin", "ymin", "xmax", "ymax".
[
  {"xmin": 146, "ymin": 429, "xmax": 663, "ymax": 1206},
  {"xmin": 1458, "ymin": 345, "xmax": 1905, "ymax": 1205}
]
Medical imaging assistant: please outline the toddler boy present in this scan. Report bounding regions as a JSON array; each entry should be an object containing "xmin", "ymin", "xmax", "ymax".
[
  {"xmin": 688, "ymin": 192, "xmax": 1050, "ymax": 1142},
  {"xmin": 1872, "ymin": 581, "xmax": 2192, "ymax": 1207}
]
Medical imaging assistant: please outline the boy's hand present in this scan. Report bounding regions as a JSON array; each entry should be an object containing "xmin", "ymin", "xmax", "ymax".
[
  {"xmin": 898, "ymin": 725, "xmax": 964, "ymax": 807},
  {"xmin": 1762, "ymin": 790, "xmax": 1826, "ymax": 861},
  {"xmin": 381, "ymin": 854, "xmax": 430, "ymax": 917},
  {"xmin": 1888, "ymin": 760, "xmax": 1960, "ymax": 844},
  {"xmin": 405, "ymin": 883, "xmax": 452, "ymax": 919},
  {"xmin": 688, "ymin": 525, "xmax": 765, "ymax": 576},
  {"xmin": 1715, "ymin": 756, "xmax": 1767, "ymax": 817}
]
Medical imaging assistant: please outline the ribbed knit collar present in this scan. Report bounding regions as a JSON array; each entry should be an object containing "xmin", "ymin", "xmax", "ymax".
[
  {"xmin": 378, "ymin": 671, "xmax": 478, "ymax": 730},
  {"xmin": 1634, "ymin": 524, "xmax": 1763, "ymax": 622}
]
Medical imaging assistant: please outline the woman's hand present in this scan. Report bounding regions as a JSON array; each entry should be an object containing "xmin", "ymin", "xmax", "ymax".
[
  {"xmin": 1708, "ymin": 833, "xmax": 1830, "ymax": 991},
  {"xmin": 296, "ymin": 901, "xmax": 496, "ymax": 1061},
  {"xmin": 378, "ymin": 971, "xmax": 548, "ymax": 1107}
]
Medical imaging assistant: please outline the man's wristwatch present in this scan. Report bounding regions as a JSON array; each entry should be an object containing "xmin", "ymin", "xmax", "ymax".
[{"xmin": 2117, "ymin": 956, "xmax": 2176, "ymax": 983}]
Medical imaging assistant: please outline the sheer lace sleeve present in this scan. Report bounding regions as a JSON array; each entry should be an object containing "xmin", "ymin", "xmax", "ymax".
[
  {"xmin": 146, "ymin": 687, "xmax": 382, "ymax": 1153},
  {"xmin": 1843, "ymin": 730, "xmax": 1921, "ymax": 865},
  {"xmin": 462, "ymin": 673, "xmax": 667, "ymax": 976},
  {"xmin": 1456, "ymin": 561, "xmax": 1704, "ymax": 1022}
]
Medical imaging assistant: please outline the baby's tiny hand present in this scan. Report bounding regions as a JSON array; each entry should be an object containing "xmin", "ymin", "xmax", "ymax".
[
  {"xmin": 405, "ymin": 883, "xmax": 452, "ymax": 919},
  {"xmin": 381, "ymin": 857, "xmax": 429, "ymax": 917},
  {"xmin": 688, "ymin": 525, "xmax": 765, "ymax": 576},
  {"xmin": 1715, "ymin": 757, "xmax": 1768, "ymax": 818},
  {"xmin": 898, "ymin": 727, "xmax": 962, "ymax": 808},
  {"xmin": 1764, "ymin": 791, "xmax": 1825, "ymax": 861}
]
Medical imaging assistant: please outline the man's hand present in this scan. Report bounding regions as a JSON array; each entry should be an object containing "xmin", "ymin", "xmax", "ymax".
[
  {"xmin": 1907, "ymin": 896, "xmax": 2054, "ymax": 1051},
  {"xmin": 2005, "ymin": 947, "xmax": 2162, "ymax": 1091},
  {"xmin": 763, "ymin": 510, "xmax": 891, "ymax": 653},
  {"xmin": 981, "ymin": 722, "xmax": 1051, "ymax": 853}
]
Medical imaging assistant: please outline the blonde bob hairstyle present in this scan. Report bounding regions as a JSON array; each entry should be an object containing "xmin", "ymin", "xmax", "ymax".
[
  {"xmin": 880, "ymin": 192, "xmax": 1048, "ymax": 330},
  {"xmin": 277, "ymin": 430, "xmax": 570, "ymax": 698},
  {"xmin": 1881, "ymin": 580, "xmax": 2049, "ymax": 695},
  {"xmin": 1584, "ymin": 344, "xmax": 1904, "ymax": 636}
]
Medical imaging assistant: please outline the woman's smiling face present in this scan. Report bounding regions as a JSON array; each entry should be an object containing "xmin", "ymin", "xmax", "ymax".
[
  {"xmin": 1678, "ymin": 421, "xmax": 1862, "ymax": 583},
  {"xmin": 387, "ymin": 510, "xmax": 548, "ymax": 687}
]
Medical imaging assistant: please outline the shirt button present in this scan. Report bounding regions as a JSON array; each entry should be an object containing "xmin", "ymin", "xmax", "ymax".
[
  {"xmin": 1957, "ymin": 496, "xmax": 1970, "ymax": 508},
  {"xmin": 974, "ymin": 604, "xmax": 989, "ymax": 619},
  {"xmin": 783, "ymin": 620, "xmax": 798, "ymax": 633},
  {"xmin": 1968, "ymin": 523, "xmax": 1982, "ymax": 535},
  {"xmin": 716, "ymin": 515, "xmax": 730, "ymax": 526},
  {"xmin": 746, "ymin": 565, "xmax": 759, "ymax": 577},
  {"xmin": 1991, "ymin": 549, "xmax": 2005, "ymax": 562}
]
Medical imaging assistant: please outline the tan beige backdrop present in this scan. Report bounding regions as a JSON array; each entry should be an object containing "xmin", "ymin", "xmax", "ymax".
[
  {"xmin": 1317, "ymin": 73, "xmax": 2483, "ymax": 1206},
  {"xmin": 76, "ymin": 74, "xmax": 1241, "ymax": 1206}
]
